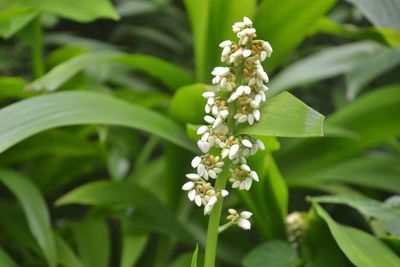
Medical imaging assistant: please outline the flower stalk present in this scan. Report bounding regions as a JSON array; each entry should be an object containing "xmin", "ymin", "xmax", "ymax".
[{"xmin": 181, "ymin": 16, "xmax": 273, "ymax": 267}]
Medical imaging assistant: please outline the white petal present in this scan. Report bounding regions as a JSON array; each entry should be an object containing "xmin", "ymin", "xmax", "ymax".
[
  {"xmin": 248, "ymin": 114, "xmax": 254, "ymax": 125},
  {"xmin": 262, "ymin": 41, "xmax": 273, "ymax": 56},
  {"xmin": 205, "ymin": 104, "xmax": 211, "ymax": 113},
  {"xmin": 220, "ymin": 109, "xmax": 229, "ymax": 119},
  {"xmin": 194, "ymin": 195, "xmax": 202, "ymax": 207},
  {"xmin": 232, "ymin": 180, "xmax": 241, "ymax": 188},
  {"xmin": 228, "ymin": 208, "xmax": 237, "ymax": 214},
  {"xmin": 250, "ymin": 171, "xmax": 259, "ymax": 182},
  {"xmin": 253, "ymin": 109, "xmax": 260, "ymax": 121},
  {"xmin": 198, "ymin": 141, "xmax": 211, "ymax": 153},
  {"xmin": 260, "ymin": 51, "xmax": 267, "ymax": 61},
  {"xmin": 256, "ymin": 140, "xmax": 265, "ymax": 150},
  {"xmin": 208, "ymin": 196, "xmax": 217, "ymax": 206},
  {"xmin": 219, "ymin": 40, "xmax": 232, "ymax": 48},
  {"xmin": 188, "ymin": 190, "xmax": 196, "ymax": 201},
  {"xmin": 244, "ymin": 178, "xmax": 252, "ymax": 190},
  {"xmin": 240, "ymin": 164, "xmax": 251, "ymax": 172},
  {"xmin": 204, "ymin": 205, "xmax": 213, "ymax": 215},
  {"xmin": 197, "ymin": 164, "xmax": 205, "ymax": 176},
  {"xmin": 242, "ymin": 49, "xmax": 251, "ymax": 58},
  {"xmin": 244, "ymin": 86, "xmax": 251, "ymax": 94},
  {"xmin": 238, "ymin": 114, "xmax": 248, "ymax": 123},
  {"xmin": 243, "ymin": 16, "xmax": 252, "ymax": 26},
  {"xmin": 208, "ymin": 170, "xmax": 217, "ymax": 179},
  {"xmin": 257, "ymin": 68, "xmax": 269, "ymax": 82},
  {"xmin": 204, "ymin": 115, "xmax": 215, "ymax": 124},
  {"xmin": 221, "ymin": 148, "xmax": 229, "ymax": 159},
  {"xmin": 236, "ymin": 85, "xmax": 244, "ymax": 96},
  {"xmin": 221, "ymin": 190, "xmax": 229, "ymax": 197},
  {"xmin": 227, "ymin": 92, "xmax": 239, "ymax": 103},
  {"xmin": 238, "ymin": 218, "xmax": 251, "ymax": 230},
  {"xmin": 240, "ymin": 211, "xmax": 253, "ymax": 219},
  {"xmin": 182, "ymin": 181, "xmax": 194, "ymax": 191},
  {"xmin": 212, "ymin": 117, "xmax": 224, "ymax": 129},
  {"xmin": 186, "ymin": 173, "xmax": 201, "ymax": 180},
  {"xmin": 241, "ymin": 139, "xmax": 252, "ymax": 148},
  {"xmin": 229, "ymin": 144, "xmax": 240, "ymax": 159},
  {"xmin": 202, "ymin": 91, "xmax": 215, "ymax": 98},
  {"xmin": 197, "ymin": 125, "xmax": 208, "ymax": 135},
  {"xmin": 191, "ymin": 156, "xmax": 202, "ymax": 168}
]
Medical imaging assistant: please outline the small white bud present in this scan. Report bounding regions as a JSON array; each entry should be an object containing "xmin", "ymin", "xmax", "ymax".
[
  {"xmin": 182, "ymin": 182, "xmax": 195, "ymax": 191},
  {"xmin": 241, "ymin": 139, "xmax": 253, "ymax": 148},
  {"xmin": 197, "ymin": 125, "xmax": 208, "ymax": 135}
]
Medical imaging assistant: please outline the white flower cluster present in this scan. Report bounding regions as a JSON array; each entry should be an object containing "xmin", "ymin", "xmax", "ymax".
[
  {"xmin": 182, "ymin": 17, "xmax": 273, "ymax": 230},
  {"xmin": 227, "ymin": 209, "xmax": 253, "ymax": 230}
]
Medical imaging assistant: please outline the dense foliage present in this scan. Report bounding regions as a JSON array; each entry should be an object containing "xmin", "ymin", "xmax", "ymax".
[{"xmin": 0, "ymin": 0, "xmax": 399, "ymax": 267}]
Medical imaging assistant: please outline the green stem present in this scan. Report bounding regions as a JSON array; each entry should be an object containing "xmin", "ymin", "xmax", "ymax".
[
  {"xmin": 218, "ymin": 221, "xmax": 234, "ymax": 233},
  {"xmin": 31, "ymin": 15, "xmax": 45, "ymax": 78},
  {"xmin": 204, "ymin": 170, "xmax": 229, "ymax": 267}
]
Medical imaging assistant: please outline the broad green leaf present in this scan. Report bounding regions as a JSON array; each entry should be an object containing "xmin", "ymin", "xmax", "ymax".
[
  {"xmin": 55, "ymin": 233, "xmax": 85, "ymax": 267},
  {"xmin": 26, "ymin": 51, "xmax": 193, "ymax": 92},
  {"xmin": 18, "ymin": 0, "xmax": 119, "ymax": 22},
  {"xmin": 346, "ymin": 48, "xmax": 400, "ymax": 99},
  {"xmin": 120, "ymin": 233, "xmax": 148, "ymax": 267},
  {"xmin": 0, "ymin": 91, "xmax": 196, "ymax": 153},
  {"xmin": 70, "ymin": 220, "xmax": 110, "ymax": 267},
  {"xmin": 0, "ymin": 247, "xmax": 18, "ymax": 267},
  {"xmin": 172, "ymin": 85, "xmax": 324, "ymax": 137},
  {"xmin": 184, "ymin": 0, "xmax": 256, "ymax": 82},
  {"xmin": 302, "ymin": 209, "xmax": 352, "ymax": 267},
  {"xmin": 191, "ymin": 244, "xmax": 198, "ymax": 267},
  {"xmin": 242, "ymin": 240, "xmax": 300, "ymax": 267},
  {"xmin": 254, "ymin": 0, "xmax": 336, "ymax": 71},
  {"xmin": 240, "ymin": 92, "xmax": 324, "ymax": 137},
  {"xmin": 0, "ymin": 7, "xmax": 38, "ymax": 38},
  {"xmin": 0, "ymin": 169, "xmax": 57, "ymax": 267},
  {"xmin": 277, "ymin": 85, "xmax": 400, "ymax": 183},
  {"xmin": 269, "ymin": 41, "xmax": 380, "ymax": 96},
  {"xmin": 240, "ymin": 154, "xmax": 288, "ymax": 240},
  {"xmin": 56, "ymin": 180, "xmax": 194, "ymax": 242},
  {"xmin": 0, "ymin": 130, "xmax": 100, "ymax": 165},
  {"xmin": 312, "ymin": 194, "xmax": 400, "ymax": 238},
  {"xmin": 287, "ymin": 154, "xmax": 400, "ymax": 193},
  {"xmin": 0, "ymin": 76, "xmax": 33, "ymax": 99},
  {"xmin": 169, "ymin": 83, "xmax": 207, "ymax": 124},
  {"xmin": 313, "ymin": 17, "xmax": 400, "ymax": 47},
  {"xmin": 313, "ymin": 203, "xmax": 400, "ymax": 267},
  {"xmin": 345, "ymin": 0, "xmax": 400, "ymax": 29}
]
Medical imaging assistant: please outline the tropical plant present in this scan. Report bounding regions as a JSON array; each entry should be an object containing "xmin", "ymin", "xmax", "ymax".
[{"xmin": 0, "ymin": 0, "xmax": 399, "ymax": 267}]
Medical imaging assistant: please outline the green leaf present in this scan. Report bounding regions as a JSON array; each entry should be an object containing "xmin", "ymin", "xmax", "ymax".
[
  {"xmin": 56, "ymin": 180, "xmax": 194, "ymax": 242},
  {"xmin": 183, "ymin": 0, "xmax": 256, "ymax": 82},
  {"xmin": 120, "ymin": 233, "xmax": 148, "ymax": 267},
  {"xmin": 242, "ymin": 240, "xmax": 300, "ymax": 267},
  {"xmin": 312, "ymin": 194, "xmax": 400, "ymax": 238},
  {"xmin": 239, "ymin": 92, "xmax": 324, "ymax": 137},
  {"xmin": 19, "ymin": 0, "xmax": 119, "ymax": 22},
  {"xmin": 0, "ymin": 169, "xmax": 57, "ymax": 267},
  {"xmin": 313, "ymin": 17, "xmax": 400, "ymax": 47},
  {"xmin": 0, "ymin": 247, "xmax": 19, "ymax": 267},
  {"xmin": 0, "ymin": 91, "xmax": 196, "ymax": 154},
  {"xmin": 254, "ymin": 0, "xmax": 336, "ymax": 71},
  {"xmin": 346, "ymin": 48, "xmax": 400, "ymax": 99},
  {"xmin": 26, "ymin": 51, "xmax": 193, "ymax": 92},
  {"xmin": 269, "ymin": 41, "xmax": 380, "ymax": 96},
  {"xmin": 288, "ymin": 155, "xmax": 400, "ymax": 193},
  {"xmin": 0, "ymin": 7, "xmax": 38, "ymax": 38},
  {"xmin": 70, "ymin": 220, "xmax": 110, "ymax": 267},
  {"xmin": 0, "ymin": 76, "xmax": 34, "ymax": 99},
  {"xmin": 277, "ymin": 85, "xmax": 400, "ymax": 185},
  {"xmin": 55, "ymin": 233, "xmax": 85, "ymax": 267},
  {"xmin": 240, "ymin": 154, "xmax": 288, "ymax": 240},
  {"xmin": 169, "ymin": 84, "xmax": 207, "ymax": 124},
  {"xmin": 191, "ymin": 244, "xmax": 198, "ymax": 267},
  {"xmin": 302, "ymin": 209, "xmax": 352, "ymax": 267},
  {"xmin": 313, "ymin": 203, "xmax": 400, "ymax": 267},
  {"xmin": 345, "ymin": 0, "xmax": 400, "ymax": 29}
]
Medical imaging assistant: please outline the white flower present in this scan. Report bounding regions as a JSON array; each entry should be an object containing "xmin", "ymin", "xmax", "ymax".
[
  {"xmin": 229, "ymin": 167, "xmax": 259, "ymax": 191},
  {"xmin": 227, "ymin": 209, "xmax": 253, "ymax": 230}
]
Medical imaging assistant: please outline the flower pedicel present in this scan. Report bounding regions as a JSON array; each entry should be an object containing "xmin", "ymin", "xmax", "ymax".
[{"xmin": 182, "ymin": 16, "xmax": 273, "ymax": 230}]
